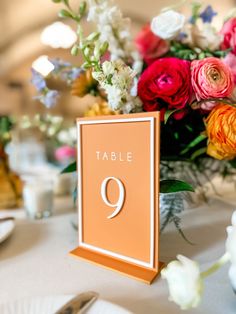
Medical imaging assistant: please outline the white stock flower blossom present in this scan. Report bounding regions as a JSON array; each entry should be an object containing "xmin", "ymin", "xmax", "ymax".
[
  {"xmin": 87, "ymin": 0, "xmax": 141, "ymax": 69},
  {"xmin": 161, "ymin": 255, "xmax": 203, "ymax": 310},
  {"xmin": 92, "ymin": 60, "xmax": 137, "ymax": 110},
  {"xmin": 151, "ymin": 10, "xmax": 185, "ymax": 40}
]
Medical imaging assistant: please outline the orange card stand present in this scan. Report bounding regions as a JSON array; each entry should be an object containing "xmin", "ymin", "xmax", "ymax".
[{"xmin": 70, "ymin": 112, "xmax": 164, "ymax": 284}]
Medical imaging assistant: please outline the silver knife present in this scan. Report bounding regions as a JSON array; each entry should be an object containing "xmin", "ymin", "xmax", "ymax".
[{"xmin": 54, "ymin": 291, "xmax": 99, "ymax": 314}]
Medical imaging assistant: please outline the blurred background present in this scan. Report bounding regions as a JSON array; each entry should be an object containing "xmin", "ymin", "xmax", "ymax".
[{"xmin": 0, "ymin": 0, "xmax": 234, "ymax": 117}]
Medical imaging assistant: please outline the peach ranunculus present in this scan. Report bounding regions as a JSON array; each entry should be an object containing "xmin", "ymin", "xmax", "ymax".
[
  {"xmin": 205, "ymin": 104, "xmax": 236, "ymax": 160},
  {"xmin": 191, "ymin": 57, "xmax": 234, "ymax": 110}
]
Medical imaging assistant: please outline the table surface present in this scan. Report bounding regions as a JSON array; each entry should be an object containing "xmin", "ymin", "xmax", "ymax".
[{"xmin": 0, "ymin": 177, "xmax": 235, "ymax": 314}]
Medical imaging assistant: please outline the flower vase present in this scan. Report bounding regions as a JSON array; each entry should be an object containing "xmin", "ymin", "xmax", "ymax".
[{"xmin": 159, "ymin": 158, "xmax": 233, "ymax": 230}]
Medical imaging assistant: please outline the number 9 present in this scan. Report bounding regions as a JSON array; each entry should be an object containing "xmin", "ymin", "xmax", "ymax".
[{"xmin": 101, "ymin": 177, "xmax": 125, "ymax": 219}]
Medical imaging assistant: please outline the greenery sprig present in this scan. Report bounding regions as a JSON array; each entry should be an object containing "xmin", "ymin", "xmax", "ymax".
[{"xmin": 52, "ymin": 0, "xmax": 109, "ymax": 71}]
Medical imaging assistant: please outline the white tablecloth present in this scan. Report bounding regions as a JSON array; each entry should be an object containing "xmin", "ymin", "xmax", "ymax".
[{"xmin": 0, "ymin": 177, "xmax": 235, "ymax": 314}]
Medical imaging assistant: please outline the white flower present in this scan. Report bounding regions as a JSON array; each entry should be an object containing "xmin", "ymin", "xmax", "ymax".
[
  {"xmin": 229, "ymin": 265, "xmax": 236, "ymax": 292},
  {"xmin": 161, "ymin": 255, "xmax": 203, "ymax": 310},
  {"xmin": 226, "ymin": 211, "xmax": 236, "ymax": 264},
  {"xmin": 188, "ymin": 24, "xmax": 221, "ymax": 51},
  {"xmin": 226, "ymin": 210, "xmax": 236, "ymax": 291},
  {"xmin": 102, "ymin": 61, "xmax": 115, "ymax": 76},
  {"xmin": 93, "ymin": 60, "xmax": 136, "ymax": 110},
  {"xmin": 87, "ymin": 0, "xmax": 135, "ymax": 61},
  {"xmin": 151, "ymin": 10, "xmax": 185, "ymax": 40}
]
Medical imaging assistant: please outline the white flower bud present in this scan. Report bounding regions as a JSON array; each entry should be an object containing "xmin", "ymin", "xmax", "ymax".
[
  {"xmin": 161, "ymin": 255, "xmax": 203, "ymax": 310},
  {"xmin": 226, "ymin": 211, "xmax": 236, "ymax": 264},
  {"xmin": 229, "ymin": 265, "xmax": 236, "ymax": 292}
]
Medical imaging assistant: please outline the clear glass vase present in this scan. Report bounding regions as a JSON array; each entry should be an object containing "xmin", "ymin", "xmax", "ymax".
[{"xmin": 159, "ymin": 158, "xmax": 236, "ymax": 231}]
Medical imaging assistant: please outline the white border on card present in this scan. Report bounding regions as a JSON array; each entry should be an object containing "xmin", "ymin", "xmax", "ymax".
[{"xmin": 77, "ymin": 117, "xmax": 155, "ymax": 269}]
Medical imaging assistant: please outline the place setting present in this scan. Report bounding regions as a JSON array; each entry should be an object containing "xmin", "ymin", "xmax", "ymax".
[{"xmin": 0, "ymin": 292, "xmax": 132, "ymax": 314}]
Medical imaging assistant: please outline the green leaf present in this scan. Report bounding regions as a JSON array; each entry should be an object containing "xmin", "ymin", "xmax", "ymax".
[
  {"xmin": 61, "ymin": 161, "xmax": 77, "ymax": 174},
  {"xmin": 58, "ymin": 9, "xmax": 73, "ymax": 18},
  {"xmin": 190, "ymin": 147, "xmax": 207, "ymax": 160},
  {"xmin": 52, "ymin": 0, "xmax": 62, "ymax": 3},
  {"xmin": 229, "ymin": 159, "xmax": 236, "ymax": 168},
  {"xmin": 164, "ymin": 109, "xmax": 179, "ymax": 124},
  {"xmin": 172, "ymin": 215, "xmax": 195, "ymax": 245},
  {"xmin": 180, "ymin": 134, "xmax": 207, "ymax": 155},
  {"xmin": 160, "ymin": 180, "xmax": 194, "ymax": 193}
]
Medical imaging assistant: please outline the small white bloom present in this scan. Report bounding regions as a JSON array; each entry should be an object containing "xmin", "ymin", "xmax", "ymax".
[
  {"xmin": 87, "ymin": 0, "xmax": 136, "ymax": 62},
  {"xmin": 57, "ymin": 130, "xmax": 69, "ymax": 144},
  {"xmin": 226, "ymin": 210, "xmax": 236, "ymax": 291},
  {"xmin": 188, "ymin": 24, "xmax": 221, "ymax": 51},
  {"xmin": 226, "ymin": 211, "xmax": 236, "ymax": 265},
  {"xmin": 151, "ymin": 10, "xmax": 185, "ymax": 40},
  {"xmin": 161, "ymin": 255, "xmax": 203, "ymax": 310},
  {"xmin": 231, "ymin": 211, "xmax": 236, "ymax": 226},
  {"xmin": 102, "ymin": 61, "xmax": 115, "ymax": 76},
  {"xmin": 229, "ymin": 265, "xmax": 236, "ymax": 292},
  {"xmin": 68, "ymin": 127, "xmax": 77, "ymax": 142}
]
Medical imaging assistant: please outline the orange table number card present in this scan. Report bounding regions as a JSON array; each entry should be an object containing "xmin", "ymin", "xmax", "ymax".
[{"xmin": 70, "ymin": 112, "xmax": 164, "ymax": 284}]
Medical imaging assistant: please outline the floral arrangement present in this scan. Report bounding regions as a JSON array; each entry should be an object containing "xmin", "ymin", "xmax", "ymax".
[
  {"xmin": 32, "ymin": 0, "xmax": 236, "ymax": 170},
  {"xmin": 31, "ymin": 0, "xmax": 236, "ymax": 235}
]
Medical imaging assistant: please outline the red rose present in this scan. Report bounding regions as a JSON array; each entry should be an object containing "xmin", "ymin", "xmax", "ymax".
[
  {"xmin": 220, "ymin": 18, "xmax": 236, "ymax": 54},
  {"xmin": 135, "ymin": 24, "xmax": 169, "ymax": 65},
  {"xmin": 138, "ymin": 57, "xmax": 192, "ymax": 120}
]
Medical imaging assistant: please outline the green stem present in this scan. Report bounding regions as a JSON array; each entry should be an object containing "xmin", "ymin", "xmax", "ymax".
[{"xmin": 201, "ymin": 252, "xmax": 230, "ymax": 279}]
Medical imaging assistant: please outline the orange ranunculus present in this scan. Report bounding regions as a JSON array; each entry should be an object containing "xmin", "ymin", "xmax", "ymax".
[
  {"xmin": 84, "ymin": 101, "xmax": 118, "ymax": 117},
  {"xmin": 205, "ymin": 104, "xmax": 236, "ymax": 160}
]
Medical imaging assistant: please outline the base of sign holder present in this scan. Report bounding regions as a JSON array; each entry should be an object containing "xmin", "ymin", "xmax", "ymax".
[{"xmin": 70, "ymin": 247, "xmax": 165, "ymax": 284}]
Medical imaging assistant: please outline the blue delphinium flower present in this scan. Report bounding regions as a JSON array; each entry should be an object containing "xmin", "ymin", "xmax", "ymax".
[
  {"xmin": 200, "ymin": 5, "xmax": 217, "ymax": 23},
  {"xmin": 48, "ymin": 58, "xmax": 82, "ymax": 82},
  {"xmin": 49, "ymin": 58, "xmax": 71, "ymax": 73},
  {"xmin": 43, "ymin": 90, "xmax": 60, "ymax": 108},
  {"xmin": 69, "ymin": 67, "xmax": 83, "ymax": 80},
  {"xmin": 178, "ymin": 32, "xmax": 188, "ymax": 41},
  {"xmin": 34, "ymin": 90, "xmax": 60, "ymax": 108},
  {"xmin": 31, "ymin": 69, "xmax": 46, "ymax": 92}
]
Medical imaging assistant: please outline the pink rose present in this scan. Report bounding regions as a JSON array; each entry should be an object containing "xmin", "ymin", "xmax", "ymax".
[
  {"xmin": 135, "ymin": 24, "xmax": 169, "ymax": 65},
  {"xmin": 224, "ymin": 52, "xmax": 236, "ymax": 84},
  {"xmin": 55, "ymin": 145, "xmax": 76, "ymax": 162},
  {"xmin": 191, "ymin": 57, "xmax": 234, "ymax": 110},
  {"xmin": 220, "ymin": 18, "xmax": 236, "ymax": 55}
]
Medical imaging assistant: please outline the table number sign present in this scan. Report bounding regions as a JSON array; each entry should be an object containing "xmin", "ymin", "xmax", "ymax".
[{"xmin": 70, "ymin": 112, "xmax": 163, "ymax": 284}]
